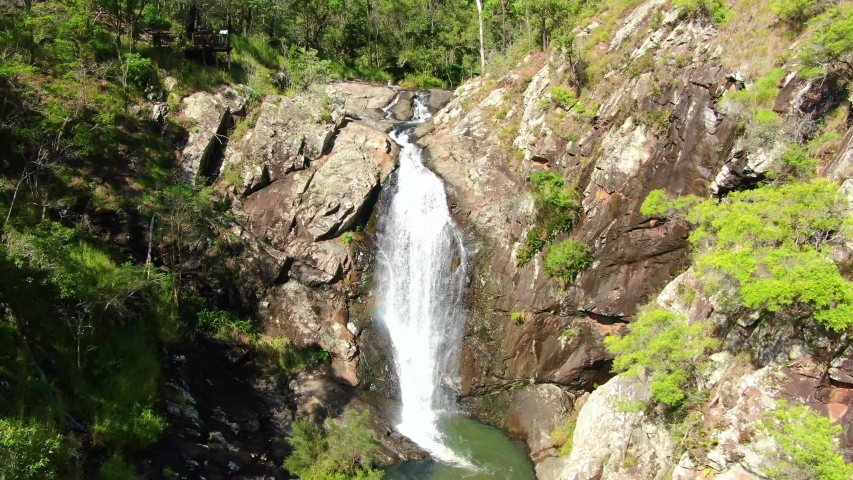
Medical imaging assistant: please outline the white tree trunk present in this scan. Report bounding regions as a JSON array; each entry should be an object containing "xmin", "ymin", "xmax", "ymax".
[{"xmin": 475, "ymin": 0, "xmax": 486, "ymax": 74}]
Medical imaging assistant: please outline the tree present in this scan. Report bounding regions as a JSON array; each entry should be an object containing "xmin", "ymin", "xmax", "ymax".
[
  {"xmin": 475, "ymin": 0, "xmax": 486, "ymax": 73},
  {"xmin": 801, "ymin": 4, "xmax": 853, "ymax": 81}
]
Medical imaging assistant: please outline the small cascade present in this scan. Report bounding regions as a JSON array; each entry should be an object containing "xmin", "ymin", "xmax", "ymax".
[
  {"xmin": 375, "ymin": 91, "xmax": 469, "ymax": 465},
  {"xmin": 382, "ymin": 92, "xmax": 402, "ymax": 119}
]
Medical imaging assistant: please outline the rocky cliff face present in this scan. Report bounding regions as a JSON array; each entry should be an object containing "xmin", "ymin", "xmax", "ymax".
[
  {"xmin": 410, "ymin": 0, "xmax": 853, "ymax": 477},
  {"xmin": 162, "ymin": 1, "xmax": 853, "ymax": 477},
  {"xmin": 155, "ymin": 83, "xmax": 456, "ymax": 477}
]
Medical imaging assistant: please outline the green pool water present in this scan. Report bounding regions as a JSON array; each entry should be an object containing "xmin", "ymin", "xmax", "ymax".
[{"xmin": 383, "ymin": 414, "xmax": 536, "ymax": 480}]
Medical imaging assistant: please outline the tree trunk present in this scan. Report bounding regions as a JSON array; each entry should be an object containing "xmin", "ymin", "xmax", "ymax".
[
  {"xmin": 475, "ymin": 0, "xmax": 486, "ymax": 74},
  {"xmin": 501, "ymin": 0, "xmax": 507, "ymax": 52}
]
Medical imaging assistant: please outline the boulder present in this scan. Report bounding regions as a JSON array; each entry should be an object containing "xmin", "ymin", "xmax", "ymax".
[
  {"xmin": 504, "ymin": 384, "xmax": 574, "ymax": 460},
  {"xmin": 427, "ymin": 89, "xmax": 454, "ymax": 114},
  {"xmin": 242, "ymin": 119, "xmax": 398, "ymax": 248},
  {"xmin": 180, "ymin": 87, "xmax": 247, "ymax": 183},
  {"xmin": 261, "ymin": 282, "xmax": 359, "ymax": 386},
  {"xmin": 535, "ymin": 373, "xmax": 676, "ymax": 480},
  {"xmin": 388, "ymin": 90, "xmax": 416, "ymax": 121},
  {"xmin": 297, "ymin": 121, "xmax": 398, "ymax": 240},
  {"xmin": 326, "ymin": 81, "xmax": 398, "ymax": 119}
]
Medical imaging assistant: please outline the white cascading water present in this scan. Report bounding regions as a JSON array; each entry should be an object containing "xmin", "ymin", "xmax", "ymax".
[{"xmin": 375, "ymin": 92, "xmax": 470, "ymax": 464}]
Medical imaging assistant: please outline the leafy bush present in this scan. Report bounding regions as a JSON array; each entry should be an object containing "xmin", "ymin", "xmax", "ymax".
[
  {"xmin": 550, "ymin": 86, "xmax": 578, "ymax": 110},
  {"xmin": 779, "ymin": 143, "xmax": 818, "ymax": 180},
  {"xmin": 516, "ymin": 172, "xmax": 582, "ymax": 266},
  {"xmin": 687, "ymin": 179, "xmax": 853, "ymax": 331},
  {"xmin": 543, "ymin": 240, "xmax": 593, "ymax": 286},
  {"xmin": 605, "ymin": 309, "xmax": 720, "ymax": 407},
  {"xmin": 674, "ymin": 0, "xmax": 726, "ymax": 24},
  {"xmin": 285, "ymin": 410, "xmax": 383, "ymax": 480},
  {"xmin": 95, "ymin": 455, "xmax": 142, "ymax": 480},
  {"xmin": 759, "ymin": 400, "xmax": 853, "ymax": 480},
  {"xmin": 123, "ymin": 53, "xmax": 155, "ymax": 90},
  {"xmin": 772, "ymin": 0, "xmax": 831, "ymax": 30},
  {"xmin": 511, "ymin": 312, "xmax": 525, "ymax": 325},
  {"xmin": 800, "ymin": 4, "xmax": 853, "ymax": 80},
  {"xmin": 0, "ymin": 419, "xmax": 65, "ymax": 480},
  {"xmin": 93, "ymin": 403, "xmax": 167, "ymax": 452},
  {"xmin": 197, "ymin": 309, "xmax": 254, "ymax": 338},
  {"xmin": 399, "ymin": 72, "xmax": 445, "ymax": 89}
]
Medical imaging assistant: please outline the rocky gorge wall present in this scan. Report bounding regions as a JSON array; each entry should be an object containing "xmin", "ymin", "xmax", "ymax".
[
  {"xmin": 410, "ymin": 0, "xmax": 853, "ymax": 478},
  {"xmin": 154, "ymin": 0, "xmax": 853, "ymax": 478}
]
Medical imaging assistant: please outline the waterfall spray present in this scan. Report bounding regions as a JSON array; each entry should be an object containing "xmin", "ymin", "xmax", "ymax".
[{"xmin": 375, "ymin": 92, "xmax": 469, "ymax": 464}]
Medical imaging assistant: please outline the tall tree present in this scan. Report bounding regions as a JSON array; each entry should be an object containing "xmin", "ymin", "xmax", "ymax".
[{"xmin": 475, "ymin": 0, "xmax": 485, "ymax": 73}]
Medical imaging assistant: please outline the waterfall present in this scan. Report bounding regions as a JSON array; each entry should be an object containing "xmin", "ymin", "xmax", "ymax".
[{"xmin": 375, "ymin": 92, "xmax": 469, "ymax": 464}]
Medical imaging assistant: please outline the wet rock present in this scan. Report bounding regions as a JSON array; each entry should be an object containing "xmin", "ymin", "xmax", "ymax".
[
  {"xmin": 504, "ymin": 384, "xmax": 574, "ymax": 460},
  {"xmin": 326, "ymin": 81, "xmax": 398, "ymax": 120},
  {"xmin": 388, "ymin": 90, "xmax": 416, "ymax": 121}
]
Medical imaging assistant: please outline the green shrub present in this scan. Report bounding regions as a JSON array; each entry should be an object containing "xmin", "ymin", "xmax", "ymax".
[
  {"xmin": 605, "ymin": 309, "xmax": 720, "ymax": 407},
  {"xmin": 285, "ymin": 410, "xmax": 383, "ymax": 480},
  {"xmin": 0, "ymin": 419, "xmax": 64, "ymax": 480},
  {"xmin": 550, "ymin": 86, "xmax": 578, "ymax": 110},
  {"xmin": 772, "ymin": 0, "xmax": 830, "ymax": 30},
  {"xmin": 674, "ymin": 0, "xmax": 726, "ymax": 24},
  {"xmin": 780, "ymin": 143, "xmax": 818, "ymax": 180},
  {"xmin": 123, "ymin": 53, "xmax": 155, "ymax": 90},
  {"xmin": 686, "ymin": 179, "xmax": 853, "ymax": 331},
  {"xmin": 93, "ymin": 404, "xmax": 167, "ymax": 452},
  {"xmin": 640, "ymin": 190, "xmax": 702, "ymax": 219},
  {"xmin": 551, "ymin": 418, "xmax": 576, "ymax": 456},
  {"xmin": 95, "ymin": 455, "xmax": 142, "ymax": 480},
  {"xmin": 759, "ymin": 400, "xmax": 853, "ymax": 480},
  {"xmin": 516, "ymin": 172, "xmax": 582, "ymax": 266},
  {"xmin": 543, "ymin": 240, "xmax": 593, "ymax": 286},
  {"xmin": 399, "ymin": 72, "xmax": 445, "ymax": 89},
  {"xmin": 561, "ymin": 326, "xmax": 582, "ymax": 339},
  {"xmin": 197, "ymin": 309, "xmax": 254, "ymax": 338},
  {"xmin": 800, "ymin": 4, "xmax": 853, "ymax": 80},
  {"xmin": 511, "ymin": 312, "xmax": 525, "ymax": 325}
]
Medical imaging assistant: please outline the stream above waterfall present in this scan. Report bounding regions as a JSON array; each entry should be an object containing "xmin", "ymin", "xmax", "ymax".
[{"xmin": 373, "ymin": 93, "xmax": 535, "ymax": 479}]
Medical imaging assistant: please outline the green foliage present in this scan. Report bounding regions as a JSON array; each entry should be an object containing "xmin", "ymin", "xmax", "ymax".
[
  {"xmin": 640, "ymin": 189, "xmax": 701, "ymax": 219},
  {"xmin": 779, "ymin": 143, "xmax": 818, "ymax": 180},
  {"xmin": 123, "ymin": 53, "xmax": 155, "ymax": 90},
  {"xmin": 399, "ymin": 72, "xmax": 445, "ymax": 89},
  {"xmin": 560, "ymin": 326, "xmax": 582, "ymax": 339},
  {"xmin": 549, "ymin": 86, "xmax": 578, "ymax": 110},
  {"xmin": 285, "ymin": 410, "xmax": 383, "ymax": 480},
  {"xmin": 551, "ymin": 418, "xmax": 576, "ymax": 457},
  {"xmin": 315, "ymin": 350, "xmax": 331, "ymax": 362},
  {"xmin": 800, "ymin": 4, "xmax": 853, "ymax": 80},
  {"xmin": 759, "ymin": 401, "xmax": 853, "ymax": 480},
  {"xmin": 95, "ymin": 455, "xmax": 142, "ymax": 480},
  {"xmin": 605, "ymin": 309, "xmax": 721, "ymax": 407},
  {"xmin": 511, "ymin": 312, "xmax": 525, "ymax": 325},
  {"xmin": 771, "ymin": 0, "xmax": 830, "ymax": 30},
  {"xmin": 543, "ymin": 240, "xmax": 593, "ymax": 286},
  {"xmin": 0, "ymin": 419, "xmax": 65, "ymax": 480},
  {"xmin": 197, "ymin": 309, "xmax": 254, "ymax": 339},
  {"xmin": 686, "ymin": 179, "xmax": 853, "ymax": 331},
  {"xmin": 637, "ymin": 109, "xmax": 672, "ymax": 133},
  {"xmin": 673, "ymin": 0, "xmax": 727, "ymax": 24},
  {"xmin": 516, "ymin": 172, "xmax": 582, "ymax": 266}
]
